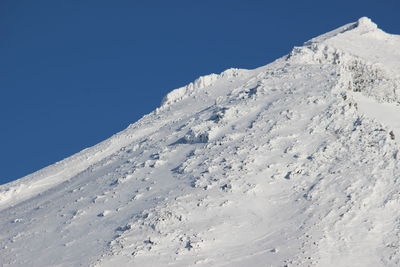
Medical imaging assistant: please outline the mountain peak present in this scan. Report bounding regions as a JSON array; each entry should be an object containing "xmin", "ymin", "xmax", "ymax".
[
  {"xmin": 356, "ymin": 16, "xmax": 377, "ymax": 30},
  {"xmin": 1, "ymin": 19, "xmax": 399, "ymax": 267},
  {"xmin": 291, "ymin": 16, "xmax": 400, "ymax": 79},
  {"xmin": 304, "ymin": 16, "xmax": 381, "ymax": 46}
]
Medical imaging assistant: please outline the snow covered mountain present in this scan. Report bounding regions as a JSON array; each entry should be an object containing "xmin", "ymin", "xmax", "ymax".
[{"xmin": 1, "ymin": 17, "xmax": 400, "ymax": 267}]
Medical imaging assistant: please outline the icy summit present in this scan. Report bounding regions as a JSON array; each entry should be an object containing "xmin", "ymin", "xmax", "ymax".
[{"xmin": 1, "ymin": 17, "xmax": 400, "ymax": 267}]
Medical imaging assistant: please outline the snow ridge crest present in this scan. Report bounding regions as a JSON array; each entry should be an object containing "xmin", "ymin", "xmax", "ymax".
[
  {"xmin": 304, "ymin": 16, "xmax": 379, "ymax": 46},
  {"xmin": 160, "ymin": 68, "xmax": 243, "ymax": 108}
]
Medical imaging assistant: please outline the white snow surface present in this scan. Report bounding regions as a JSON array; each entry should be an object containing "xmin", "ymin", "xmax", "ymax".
[{"xmin": 1, "ymin": 17, "xmax": 400, "ymax": 267}]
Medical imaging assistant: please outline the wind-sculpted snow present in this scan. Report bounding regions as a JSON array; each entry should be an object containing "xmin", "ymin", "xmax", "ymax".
[
  {"xmin": 160, "ymin": 68, "xmax": 243, "ymax": 108},
  {"xmin": 1, "ymin": 17, "xmax": 400, "ymax": 267}
]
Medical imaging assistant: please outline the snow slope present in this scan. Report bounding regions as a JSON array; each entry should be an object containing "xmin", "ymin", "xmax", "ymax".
[{"xmin": 1, "ymin": 17, "xmax": 400, "ymax": 267}]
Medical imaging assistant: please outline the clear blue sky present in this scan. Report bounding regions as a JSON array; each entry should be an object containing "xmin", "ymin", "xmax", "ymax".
[{"xmin": 1, "ymin": 0, "xmax": 399, "ymax": 185}]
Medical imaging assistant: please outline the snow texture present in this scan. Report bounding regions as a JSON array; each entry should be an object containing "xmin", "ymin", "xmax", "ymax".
[{"xmin": 1, "ymin": 17, "xmax": 400, "ymax": 267}]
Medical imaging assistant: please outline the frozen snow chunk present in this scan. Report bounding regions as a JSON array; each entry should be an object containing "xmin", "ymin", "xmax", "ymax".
[
  {"xmin": 97, "ymin": 210, "xmax": 111, "ymax": 217},
  {"xmin": 209, "ymin": 106, "xmax": 229, "ymax": 123},
  {"xmin": 116, "ymin": 223, "xmax": 133, "ymax": 232},
  {"xmin": 219, "ymin": 68, "xmax": 242, "ymax": 78},
  {"xmin": 356, "ymin": 17, "xmax": 377, "ymax": 31},
  {"xmin": 131, "ymin": 193, "xmax": 144, "ymax": 201},
  {"xmin": 184, "ymin": 129, "xmax": 209, "ymax": 143},
  {"xmin": 270, "ymin": 248, "xmax": 278, "ymax": 253},
  {"xmin": 183, "ymin": 122, "xmax": 216, "ymax": 143},
  {"xmin": 192, "ymin": 73, "xmax": 219, "ymax": 89},
  {"xmin": 220, "ymin": 183, "xmax": 232, "ymax": 192},
  {"xmin": 160, "ymin": 73, "xmax": 219, "ymax": 107},
  {"xmin": 149, "ymin": 153, "xmax": 160, "ymax": 160}
]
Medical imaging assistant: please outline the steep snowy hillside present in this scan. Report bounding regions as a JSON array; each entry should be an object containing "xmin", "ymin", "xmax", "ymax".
[{"xmin": 1, "ymin": 17, "xmax": 400, "ymax": 267}]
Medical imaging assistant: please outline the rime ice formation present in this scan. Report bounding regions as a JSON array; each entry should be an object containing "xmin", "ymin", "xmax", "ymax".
[{"xmin": 1, "ymin": 17, "xmax": 400, "ymax": 267}]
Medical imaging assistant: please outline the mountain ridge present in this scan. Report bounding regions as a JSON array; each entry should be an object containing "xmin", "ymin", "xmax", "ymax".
[{"xmin": 1, "ymin": 17, "xmax": 400, "ymax": 267}]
